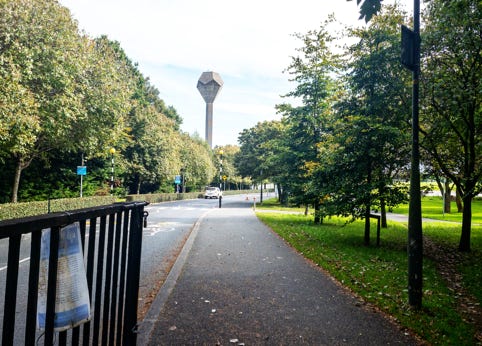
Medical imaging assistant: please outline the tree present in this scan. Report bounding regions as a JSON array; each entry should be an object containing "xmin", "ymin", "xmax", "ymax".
[
  {"xmin": 420, "ymin": 0, "xmax": 482, "ymax": 251},
  {"xmin": 0, "ymin": 0, "xmax": 83, "ymax": 201},
  {"xmin": 179, "ymin": 134, "xmax": 216, "ymax": 192},
  {"xmin": 347, "ymin": 0, "xmax": 383, "ymax": 22},
  {"xmin": 276, "ymin": 19, "xmax": 340, "ymax": 218},
  {"xmin": 0, "ymin": 1, "xmax": 134, "ymax": 202},
  {"xmin": 0, "ymin": 62, "xmax": 39, "ymax": 166},
  {"xmin": 213, "ymin": 145, "xmax": 242, "ymax": 190},
  {"xmin": 347, "ymin": 4, "xmax": 411, "ymax": 226},
  {"xmin": 123, "ymin": 104, "xmax": 182, "ymax": 194}
]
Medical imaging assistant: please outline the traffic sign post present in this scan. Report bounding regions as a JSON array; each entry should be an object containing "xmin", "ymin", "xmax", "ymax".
[{"xmin": 77, "ymin": 162, "xmax": 87, "ymax": 198}]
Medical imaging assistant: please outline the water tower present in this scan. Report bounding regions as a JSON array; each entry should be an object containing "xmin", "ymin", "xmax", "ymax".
[{"xmin": 197, "ymin": 71, "xmax": 223, "ymax": 148}]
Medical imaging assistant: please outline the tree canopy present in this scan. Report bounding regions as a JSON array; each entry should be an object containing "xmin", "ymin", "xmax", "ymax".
[
  {"xmin": 235, "ymin": 0, "xmax": 482, "ymax": 251},
  {"xmin": 0, "ymin": 0, "xmax": 220, "ymax": 201}
]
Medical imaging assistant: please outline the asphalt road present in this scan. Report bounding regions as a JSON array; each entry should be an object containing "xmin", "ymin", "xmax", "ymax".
[
  {"xmin": 138, "ymin": 196, "xmax": 238, "ymax": 316},
  {"xmin": 0, "ymin": 194, "xmax": 257, "ymax": 344},
  {"xmin": 143, "ymin": 197, "xmax": 419, "ymax": 345}
]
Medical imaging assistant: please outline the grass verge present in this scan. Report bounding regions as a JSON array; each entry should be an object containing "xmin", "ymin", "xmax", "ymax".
[
  {"xmin": 392, "ymin": 196, "xmax": 482, "ymax": 223},
  {"xmin": 256, "ymin": 200, "xmax": 481, "ymax": 345}
]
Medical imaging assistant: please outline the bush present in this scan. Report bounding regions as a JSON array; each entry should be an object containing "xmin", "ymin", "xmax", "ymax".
[
  {"xmin": 0, "ymin": 196, "xmax": 116, "ymax": 221},
  {"xmin": 126, "ymin": 189, "xmax": 259, "ymax": 203}
]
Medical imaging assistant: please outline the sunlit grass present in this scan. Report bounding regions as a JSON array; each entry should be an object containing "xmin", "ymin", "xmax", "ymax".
[
  {"xmin": 256, "ymin": 200, "xmax": 481, "ymax": 345},
  {"xmin": 392, "ymin": 196, "xmax": 482, "ymax": 223}
]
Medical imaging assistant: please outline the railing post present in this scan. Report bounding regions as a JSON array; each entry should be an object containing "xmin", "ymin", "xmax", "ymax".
[
  {"xmin": 25, "ymin": 231, "xmax": 42, "ymax": 346},
  {"xmin": 92, "ymin": 216, "xmax": 107, "ymax": 346},
  {"xmin": 123, "ymin": 204, "xmax": 145, "ymax": 345},
  {"xmin": 45, "ymin": 226, "xmax": 61, "ymax": 346},
  {"xmin": 2, "ymin": 235, "xmax": 21, "ymax": 346}
]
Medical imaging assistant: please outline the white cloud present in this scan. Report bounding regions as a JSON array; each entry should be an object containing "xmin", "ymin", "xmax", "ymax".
[{"xmin": 60, "ymin": 0, "xmax": 412, "ymax": 146}]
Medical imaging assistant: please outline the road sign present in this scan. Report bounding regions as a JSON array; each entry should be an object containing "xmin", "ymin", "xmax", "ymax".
[
  {"xmin": 77, "ymin": 166, "xmax": 87, "ymax": 176},
  {"xmin": 401, "ymin": 25, "xmax": 416, "ymax": 71},
  {"xmin": 222, "ymin": 175, "xmax": 227, "ymax": 181}
]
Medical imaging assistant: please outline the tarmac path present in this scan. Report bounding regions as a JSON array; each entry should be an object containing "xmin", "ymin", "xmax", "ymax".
[{"xmin": 140, "ymin": 197, "xmax": 420, "ymax": 345}]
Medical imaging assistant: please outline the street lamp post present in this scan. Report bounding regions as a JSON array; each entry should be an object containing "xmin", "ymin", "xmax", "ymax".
[
  {"xmin": 109, "ymin": 148, "xmax": 116, "ymax": 194},
  {"xmin": 260, "ymin": 169, "xmax": 263, "ymax": 204},
  {"xmin": 402, "ymin": 0, "xmax": 423, "ymax": 308},
  {"xmin": 407, "ymin": 0, "xmax": 423, "ymax": 309},
  {"xmin": 218, "ymin": 149, "xmax": 224, "ymax": 191},
  {"xmin": 80, "ymin": 153, "xmax": 84, "ymax": 198}
]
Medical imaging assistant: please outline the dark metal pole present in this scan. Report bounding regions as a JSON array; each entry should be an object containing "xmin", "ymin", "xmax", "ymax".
[
  {"xmin": 408, "ymin": 0, "xmax": 423, "ymax": 308},
  {"xmin": 111, "ymin": 152, "xmax": 114, "ymax": 194}
]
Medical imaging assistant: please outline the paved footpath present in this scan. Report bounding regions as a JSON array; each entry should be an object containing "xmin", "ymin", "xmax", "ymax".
[{"xmin": 140, "ymin": 203, "xmax": 420, "ymax": 345}]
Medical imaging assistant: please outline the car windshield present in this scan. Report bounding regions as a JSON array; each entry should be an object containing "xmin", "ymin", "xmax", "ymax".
[{"xmin": 206, "ymin": 187, "xmax": 217, "ymax": 191}]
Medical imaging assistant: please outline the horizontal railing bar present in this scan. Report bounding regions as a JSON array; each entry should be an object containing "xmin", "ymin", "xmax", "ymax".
[{"xmin": 0, "ymin": 202, "xmax": 148, "ymax": 239}]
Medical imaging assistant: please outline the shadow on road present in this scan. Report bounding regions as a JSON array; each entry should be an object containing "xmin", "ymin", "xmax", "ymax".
[{"xmin": 220, "ymin": 200, "xmax": 253, "ymax": 209}]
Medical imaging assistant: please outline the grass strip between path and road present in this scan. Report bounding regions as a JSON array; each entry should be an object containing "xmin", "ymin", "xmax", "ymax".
[{"xmin": 256, "ymin": 198, "xmax": 481, "ymax": 345}]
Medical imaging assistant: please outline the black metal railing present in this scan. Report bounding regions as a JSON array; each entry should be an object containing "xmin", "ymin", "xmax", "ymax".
[{"xmin": 0, "ymin": 201, "xmax": 148, "ymax": 346}]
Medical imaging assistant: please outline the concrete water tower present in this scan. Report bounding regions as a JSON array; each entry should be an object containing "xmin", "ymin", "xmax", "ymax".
[{"xmin": 197, "ymin": 71, "xmax": 223, "ymax": 148}]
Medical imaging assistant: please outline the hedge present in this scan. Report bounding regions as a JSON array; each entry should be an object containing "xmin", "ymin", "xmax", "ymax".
[
  {"xmin": 0, "ymin": 190, "xmax": 263, "ymax": 221},
  {"xmin": 126, "ymin": 189, "xmax": 260, "ymax": 204},
  {"xmin": 0, "ymin": 196, "xmax": 117, "ymax": 221}
]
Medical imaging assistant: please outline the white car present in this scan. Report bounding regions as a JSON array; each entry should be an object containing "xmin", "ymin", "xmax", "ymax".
[{"xmin": 204, "ymin": 187, "xmax": 222, "ymax": 199}]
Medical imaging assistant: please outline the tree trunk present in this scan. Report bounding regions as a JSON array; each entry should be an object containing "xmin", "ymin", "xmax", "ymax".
[
  {"xmin": 136, "ymin": 179, "xmax": 141, "ymax": 195},
  {"xmin": 11, "ymin": 158, "xmax": 23, "ymax": 203},
  {"xmin": 459, "ymin": 195, "xmax": 472, "ymax": 252},
  {"xmin": 260, "ymin": 182, "xmax": 263, "ymax": 203},
  {"xmin": 444, "ymin": 180, "xmax": 451, "ymax": 213},
  {"xmin": 314, "ymin": 200, "xmax": 320, "ymax": 224},
  {"xmin": 456, "ymin": 187, "xmax": 463, "ymax": 212},
  {"xmin": 364, "ymin": 204, "xmax": 371, "ymax": 246},
  {"xmin": 380, "ymin": 197, "xmax": 387, "ymax": 228}
]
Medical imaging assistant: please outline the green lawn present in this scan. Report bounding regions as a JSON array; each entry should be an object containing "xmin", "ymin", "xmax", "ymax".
[
  {"xmin": 256, "ymin": 198, "xmax": 481, "ymax": 345},
  {"xmin": 392, "ymin": 195, "xmax": 482, "ymax": 223}
]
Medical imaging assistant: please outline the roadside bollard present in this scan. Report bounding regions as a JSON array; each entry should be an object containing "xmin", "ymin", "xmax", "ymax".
[
  {"xmin": 219, "ymin": 196, "xmax": 222, "ymax": 208},
  {"xmin": 253, "ymin": 197, "xmax": 256, "ymax": 211}
]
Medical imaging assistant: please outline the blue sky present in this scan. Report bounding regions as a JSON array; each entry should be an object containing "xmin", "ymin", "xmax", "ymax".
[{"xmin": 59, "ymin": 0, "xmax": 411, "ymax": 147}]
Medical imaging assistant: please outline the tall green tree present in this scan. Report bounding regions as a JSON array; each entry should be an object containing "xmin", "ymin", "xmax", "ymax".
[
  {"xmin": 0, "ymin": 0, "xmax": 134, "ymax": 202},
  {"xmin": 123, "ymin": 104, "xmax": 182, "ymax": 194},
  {"xmin": 179, "ymin": 134, "xmax": 216, "ymax": 192},
  {"xmin": 349, "ymin": 5, "xmax": 410, "ymax": 225},
  {"xmin": 313, "ymin": 5, "xmax": 411, "ymax": 243},
  {"xmin": 421, "ymin": 0, "xmax": 482, "ymax": 251},
  {"xmin": 213, "ymin": 145, "xmax": 243, "ymax": 190},
  {"xmin": 235, "ymin": 120, "xmax": 284, "ymax": 188},
  {"xmin": 0, "ymin": 0, "xmax": 84, "ymax": 201},
  {"xmin": 276, "ymin": 19, "xmax": 340, "ymax": 218}
]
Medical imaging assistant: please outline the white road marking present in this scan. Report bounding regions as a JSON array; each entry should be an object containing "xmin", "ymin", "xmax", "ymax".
[{"xmin": 0, "ymin": 257, "xmax": 30, "ymax": 272}]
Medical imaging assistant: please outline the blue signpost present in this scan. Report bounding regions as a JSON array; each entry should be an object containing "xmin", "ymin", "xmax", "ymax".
[
  {"xmin": 77, "ymin": 165, "xmax": 87, "ymax": 197},
  {"xmin": 76, "ymin": 166, "xmax": 87, "ymax": 176}
]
